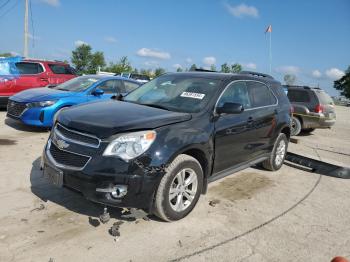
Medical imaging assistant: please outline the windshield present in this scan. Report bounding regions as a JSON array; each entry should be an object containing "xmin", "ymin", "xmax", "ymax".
[
  {"xmin": 52, "ymin": 76, "xmax": 100, "ymax": 92},
  {"xmin": 124, "ymin": 75, "xmax": 221, "ymax": 113}
]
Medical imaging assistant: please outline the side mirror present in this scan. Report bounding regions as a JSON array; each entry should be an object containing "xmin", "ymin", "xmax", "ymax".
[
  {"xmin": 92, "ymin": 88, "xmax": 104, "ymax": 96},
  {"xmin": 217, "ymin": 102, "xmax": 244, "ymax": 114}
]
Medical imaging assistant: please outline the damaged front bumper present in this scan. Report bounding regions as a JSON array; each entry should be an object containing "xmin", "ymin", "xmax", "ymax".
[{"xmin": 41, "ymin": 139, "xmax": 164, "ymax": 210}]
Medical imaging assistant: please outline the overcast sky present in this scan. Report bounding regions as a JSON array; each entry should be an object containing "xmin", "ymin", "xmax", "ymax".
[{"xmin": 1, "ymin": 0, "xmax": 349, "ymax": 95}]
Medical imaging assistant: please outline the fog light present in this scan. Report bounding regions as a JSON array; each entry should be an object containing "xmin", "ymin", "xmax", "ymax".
[{"xmin": 96, "ymin": 185, "xmax": 128, "ymax": 199}]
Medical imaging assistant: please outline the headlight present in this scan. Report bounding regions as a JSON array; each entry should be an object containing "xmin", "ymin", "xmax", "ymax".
[
  {"xmin": 27, "ymin": 100, "xmax": 57, "ymax": 108},
  {"xmin": 103, "ymin": 130, "xmax": 156, "ymax": 161}
]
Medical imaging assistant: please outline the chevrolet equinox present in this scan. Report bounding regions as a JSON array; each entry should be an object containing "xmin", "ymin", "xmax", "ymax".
[{"xmin": 42, "ymin": 71, "xmax": 291, "ymax": 221}]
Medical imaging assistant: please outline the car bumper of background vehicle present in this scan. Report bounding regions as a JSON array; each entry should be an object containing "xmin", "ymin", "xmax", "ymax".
[
  {"xmin": 296, "ymin": 114, "xmax": 336, "ymax": 129},
  {"xmin": 0, "ymin": 96, "xmax": 9, "ymax": 107},
  {"xmin": 16, "ymin": 107, "xmax": 55, "ymax": 127},
  {"xmin": 42, "ymin": 145, "xmax": 162, "ymax": 209}
]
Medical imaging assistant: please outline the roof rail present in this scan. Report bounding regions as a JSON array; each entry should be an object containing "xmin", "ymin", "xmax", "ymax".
[
  {"xmin": 240, "ymin": 71, "xmax": 274, "ymax": 79},
  {"xmin": 194, "ymin": 68, "xmax": 217, "ymax": 73},
  {"xmin": 283, "ymin": 85, "xmax": 322, "ymax": 90}
]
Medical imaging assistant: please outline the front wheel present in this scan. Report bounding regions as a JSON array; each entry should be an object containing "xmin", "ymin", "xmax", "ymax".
[
  {"xmin": 262, "ymin": 133, "xmax": 288, "ymax": 171},
  {"xmin": 153, "ymin": 154, "xmax": 203, "ymax": 222}
]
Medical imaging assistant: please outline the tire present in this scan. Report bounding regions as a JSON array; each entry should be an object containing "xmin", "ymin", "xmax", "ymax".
[
  {"xmin": 262, "ymin": 133, "xmax": 288, "ymax": 171},
  {"xmin": 291, "ymin": 116, "xmax": 302, "ymax": 136},
  {"xmin": 302, "ymin": 128, "xmax": 315, "ymax": 133},
  {"xmin": 153, "ymin": 154, "xmax": 203, "ymax": 222}
]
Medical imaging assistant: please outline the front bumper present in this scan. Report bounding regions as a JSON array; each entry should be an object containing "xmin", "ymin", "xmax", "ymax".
[
  {"xmin": 7, "ymin": 104, "xmax": 55, "ymax": 127},
  {"xmin": 0, "ymin": 96, "xmax": 9, "ymax": 107},
  {"xmin": 42, "ymin": 138, "xmax": 163, "ymax": 209}
]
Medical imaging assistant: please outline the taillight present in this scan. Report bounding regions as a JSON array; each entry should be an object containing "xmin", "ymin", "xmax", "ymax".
[{"xmin": 314, "ymin": 104, "xmax": 324, "ymax": 113}]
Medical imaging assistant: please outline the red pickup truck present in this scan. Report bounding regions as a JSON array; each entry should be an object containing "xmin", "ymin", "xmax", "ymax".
[{"xmin": 0, "ymin": 59, "xmax": 76, "ymax": 107}]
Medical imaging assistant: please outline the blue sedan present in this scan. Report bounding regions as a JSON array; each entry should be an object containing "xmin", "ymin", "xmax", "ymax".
[{"xmin": 6, "ymin": 75, "xmax": 141, "ymax": 127}]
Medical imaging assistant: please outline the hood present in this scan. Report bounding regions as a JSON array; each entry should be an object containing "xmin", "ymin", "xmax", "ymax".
[
  {"xmin": 58, "ymin": 100, "xmax": 192, "ymax": 138},
  {"xmin": 11, "ymin": 87, "xmax": 77, "ymax": 102}
]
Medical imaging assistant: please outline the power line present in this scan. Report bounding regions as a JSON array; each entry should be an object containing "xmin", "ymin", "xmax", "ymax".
[
  {"xmin": 0, "ymin": 0, "xmax": 11, "ymax": 11},
  {"xmin": 0, "ymin": 0, "xmax": 20, "ymax": 20}
]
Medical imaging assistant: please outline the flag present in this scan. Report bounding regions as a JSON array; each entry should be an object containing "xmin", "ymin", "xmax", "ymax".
[{"xmin": 265, "ymin": 25, "xmax": 272, "ymax": 33}]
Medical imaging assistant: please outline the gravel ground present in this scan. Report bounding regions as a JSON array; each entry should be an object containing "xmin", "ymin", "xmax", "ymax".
[{"xmin": 0, "ymin": 106, "xmax": 349, "ymax": 262}]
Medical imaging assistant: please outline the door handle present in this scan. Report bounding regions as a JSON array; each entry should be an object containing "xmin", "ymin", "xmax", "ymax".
[
  {"xmin": 40, "ymin": 77, "xmax": 49, "ymax": 82},
  {"xmin": 247, "ymin": 117, "xmax": 253, "ymax": 123}
]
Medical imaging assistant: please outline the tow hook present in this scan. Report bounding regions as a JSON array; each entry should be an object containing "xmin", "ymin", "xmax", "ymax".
[{"xmin": 99, "ymin": 206, "xmax": 110, "ymax": 224}]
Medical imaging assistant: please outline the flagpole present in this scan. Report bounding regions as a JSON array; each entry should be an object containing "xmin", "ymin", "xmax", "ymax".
[{"xmin": 269, "ymin": 30, "xmax": 272, "ymax": 74}]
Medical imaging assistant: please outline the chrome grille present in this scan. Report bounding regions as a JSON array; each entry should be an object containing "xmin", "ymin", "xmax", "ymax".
[
  {"xmin": 49, "ymin": 141, "xmax": 90, "ymax": 169},
  {"xmin": 54, "ymin": 123, "xmax": 100, "ymax": 148},
  {"xmin": 7, "ymin": 100, "xmax": 27, "ymax": 117}
]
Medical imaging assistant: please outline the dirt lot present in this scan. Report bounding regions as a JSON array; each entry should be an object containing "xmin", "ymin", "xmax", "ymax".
[{"xmin": 0, "ymin": 106, "xmax": 349, "ymax": 262}]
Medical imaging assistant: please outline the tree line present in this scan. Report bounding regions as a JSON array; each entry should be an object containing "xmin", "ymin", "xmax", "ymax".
[{"xmin": 70, "ymin": 44, "xmax": 242, "ymax": 78}]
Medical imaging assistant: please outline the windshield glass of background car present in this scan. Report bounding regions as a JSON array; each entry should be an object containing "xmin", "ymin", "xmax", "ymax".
[
  {"xmin": 124, "ymin": 75, "xmax": 221, "ymax": 113},
  {"xmin": 53, "ymin": 76, "xmax": 99, "ymax": 92}
]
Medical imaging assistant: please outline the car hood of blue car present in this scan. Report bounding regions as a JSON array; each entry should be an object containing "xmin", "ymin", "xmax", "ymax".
[{"xmin": 11, "ymin": 87, "xmax": 79, "ymax": 102}]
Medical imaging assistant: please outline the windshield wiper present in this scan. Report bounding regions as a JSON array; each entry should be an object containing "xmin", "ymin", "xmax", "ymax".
[
  {"xmin": 56, "ymin": 88, "xmax": 68, "ymax": 91},
  {"xmin": 139, "ymin": 103, "xmax": 170, "ymax": 111}
]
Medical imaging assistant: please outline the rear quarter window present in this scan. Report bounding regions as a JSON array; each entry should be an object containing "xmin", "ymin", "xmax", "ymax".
[
  {"xmin": 15, "ymin": 62, "xmax": 44, "ymax": 75},
  {"xmin": 315, "ymin": 91, "xmax": 334, "ymax": 105},
  {"xmin": 49, "ymin": 64, "xmax": 75, "ymax": 75},
  {"xmin": 287, "ymin": 90, "xmax": 310, "ymax": 103},
  {"xmin": 124, "ymin": 81, "xmax": 140, "ymax": 93},
  {"xmin": 247, "ymin": 81, "xmax": 277, "ymax": 107}
]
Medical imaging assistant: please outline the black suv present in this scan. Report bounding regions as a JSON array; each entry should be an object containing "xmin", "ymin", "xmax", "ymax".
[
  {"xmin": 284, "ymin": 85, "xmax": 336, "ymax": 136},
  {"xmin": 42, "ymin": 71, "xmax": 291, "ymax": 221}
]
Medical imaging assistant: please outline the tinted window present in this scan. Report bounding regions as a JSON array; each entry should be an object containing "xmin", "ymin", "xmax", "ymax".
[
  {"xmin": 130, "ymin": 74, "xmax": 150, "ymax": 81},
  {"xmin": 97, "ymin": 80, "xmax": 117, "ymax": 94},
  {"xmin": 48, "ymin": 64, "xmax": 75, "ymax": 75},
  {"xmin": 15, "ymin": 62, "xmax": 44, "ymax": 74},
  {"xmin": 217, "ymin": 81, "xmax": 251, "ymax": 109},
  {"xmin": 287, "ymin": 90, "xmax": 310, "ymax": 103},
  {"xmin": 124, "ymin": 81, "xmax": 140, "ymax": 93},
  {"xmin": 315, "ymin": 91, "xmax": 334, "ymax": 105},
  {"xmin": 247, "ymin": 82, "xmax": 277, "ymax": 107}
]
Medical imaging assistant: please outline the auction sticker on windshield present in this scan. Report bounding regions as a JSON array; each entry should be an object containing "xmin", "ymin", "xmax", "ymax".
[{"xmin": 180, "ymin": 92, "xmax": 205, "ymax": 100}]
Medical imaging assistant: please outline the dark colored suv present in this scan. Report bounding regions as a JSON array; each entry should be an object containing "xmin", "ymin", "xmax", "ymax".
[
  {"xmin": 284, "ymin": 85, "xmax": 336, "ymax": 136},
  {"xmin": 42, "ymin": 71, "xmax": 291, "ymax": 221}
]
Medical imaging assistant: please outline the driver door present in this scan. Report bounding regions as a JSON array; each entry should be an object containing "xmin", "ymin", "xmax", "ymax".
[{"xmin": 213, "ymin": 81, "xmax": 256, "ymax": 173}]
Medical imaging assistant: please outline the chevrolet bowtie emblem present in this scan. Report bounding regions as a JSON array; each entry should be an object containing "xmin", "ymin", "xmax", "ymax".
[{"xmin": 56, "ymin": 139, "xmax": 69, "ymax": 149}]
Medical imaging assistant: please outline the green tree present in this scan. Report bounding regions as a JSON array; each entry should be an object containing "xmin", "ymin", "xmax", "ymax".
[
  {"xmin": 71, "ymin": 44, "xmax": 92, "ymax": 74},
  {"xmin": 88, "ymin": 51, "xmax": 105, "ymax": 74},
  {"xmin": 210, "ymin": 64, "xmax": 217, "ymax": 71},
  {"xmin": 334, "ymin": 66, "xmax": 350, "ymax": 99},
  {"xmin": 231, "ymin": 63, "xmax": 242, "ymax": 73},
  {"xmin": 154, "ymin": 67, "xmax": 166, "ymax": 77},
  {"xmin": 176, "ymin": 67, "xmax": 183, "ymax": 72},
  {"xmin": 220, "ymin": 63, "xmax": 230, "ymax": 73},
  {"xmin": 105, "ymin": 56, "xmax": 133, "ymax": 75},
  {"xmin": 0, "ymin": 52, "xmax": 13, "ymax": 57},
  {"xmin": 284, "ymin": 74, "xmax": 297, "ymax": 85},
  {"xmin": 189, "ymin": 64, "xmax": 197, "ymax": 71},
  {"xmin": 140, "ymin": 69, "xmax": 153, "ymax": 78}
]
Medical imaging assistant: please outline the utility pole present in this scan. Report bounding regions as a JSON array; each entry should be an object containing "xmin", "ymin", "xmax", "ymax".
[{"xmin": 23, "ymin": 0, "xmax": 29, "ymax": 57}]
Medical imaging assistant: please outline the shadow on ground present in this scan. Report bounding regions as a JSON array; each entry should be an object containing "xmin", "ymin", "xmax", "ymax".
[
  {"xmin": 30, "ymin": 157, "xmax": 155, "ymax": 223},
  {"xmin": 5, "ymin": 118, "xmax": 49, "ymax": 133}
]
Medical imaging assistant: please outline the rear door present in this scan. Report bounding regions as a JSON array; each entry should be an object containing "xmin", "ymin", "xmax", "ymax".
[
  {"xmin": 246, "ymin": 81, "xmax": 278, "ymax": 157},
  {"xmin": 13, "ymin": 62, "xmax": 48, "ymax": 93}
]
